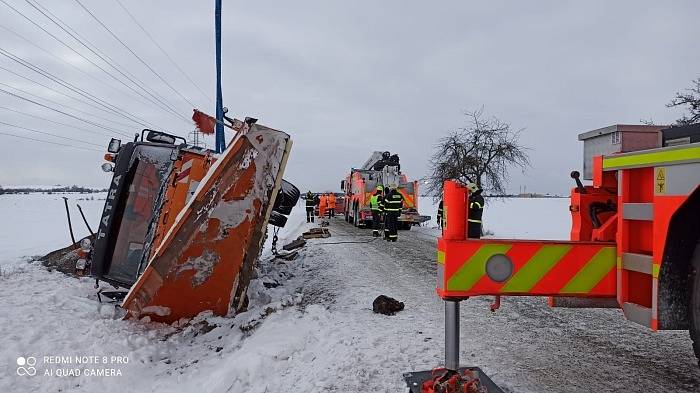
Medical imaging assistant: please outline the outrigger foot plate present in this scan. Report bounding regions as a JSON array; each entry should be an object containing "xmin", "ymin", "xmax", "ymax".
[{"xmin": 403, "ymin": 367, "xmax": 503, "ymax": 393}]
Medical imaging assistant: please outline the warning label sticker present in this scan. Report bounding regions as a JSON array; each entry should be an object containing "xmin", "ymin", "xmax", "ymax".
[{"xmin": 655, "ymin": 167, "xmax": 666, "ymax": 194}]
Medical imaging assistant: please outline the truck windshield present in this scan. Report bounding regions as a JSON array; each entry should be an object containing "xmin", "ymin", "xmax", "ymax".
[{"xmin": 106, "ymin": 144, "xmax": 172, "ymax": 285}]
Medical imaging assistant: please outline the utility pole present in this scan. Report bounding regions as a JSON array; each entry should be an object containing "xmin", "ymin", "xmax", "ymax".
[{"xmin": 214, "ymin": 0, "xmax": 225, "ymax": 153}]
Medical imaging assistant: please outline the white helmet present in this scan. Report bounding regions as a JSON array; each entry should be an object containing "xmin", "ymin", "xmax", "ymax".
[{"xmin": 466, "ymin": 182, "xmax": 479, "ymax": 193}]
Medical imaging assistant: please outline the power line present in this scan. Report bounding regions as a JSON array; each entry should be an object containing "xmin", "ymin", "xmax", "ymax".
[
  {"xmin": 0, "ymin": 0, "xmax": 191, "ymax": 126},
  {"xmin": 0, "ymin": 105, "xmax": 113, "ymax": 139},
  {"xmin": 114, "ymin": 0, "xmax": 213, "ymax": 106},
  {"xmin": 26, "ymin": 0, "xmax": 192, "ymax": 127},
  {"xmin": 0, "ymin": 47, "xmax": 155, "ymax": 129},
  {"xmin": 0, "ymin": 86, "xmax": 133, "ymax": 138},
  {"xmin": 0, "ymin": 61, "xmax": 142, "ymax": 130},
  {"xmin": 0, "ymin": 131, "xmax": 102, "ymax": 152},
  {"xmin": 0, "ymin": 120, "xmax": 103, "ymax": 147},
  {"xmin": 0, "ymin": 22, "xmax": 170, "ymax": 118},
  {"xmin": 0, "ymin": 81, "xmax": 132, "ymax": 136},
  {"xmin": 23, "ymin": 0, "xmax": 192, "ymax": 126},
  {"xmin": 72, "ymin": 0, "xmax": 197, "ymax": 109}
]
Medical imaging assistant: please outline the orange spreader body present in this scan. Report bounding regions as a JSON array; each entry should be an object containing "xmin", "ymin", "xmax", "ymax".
[{"xmin": 122, "ymin": 125, "xmax": 292, "ymax": 323}]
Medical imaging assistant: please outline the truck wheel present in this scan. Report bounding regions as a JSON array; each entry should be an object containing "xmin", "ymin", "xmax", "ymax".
[
  {"xmin": 353, "ymin": 205, "xmax": 359, "ymax": 227},
  {"xmin": 690, "ymin": 242, "xmax": 700, "ymax": 367}
]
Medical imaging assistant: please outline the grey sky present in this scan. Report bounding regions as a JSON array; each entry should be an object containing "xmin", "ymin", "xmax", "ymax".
[{"xmin": 0, "ymin": 1, "xmax": 698, "ymax": 196}]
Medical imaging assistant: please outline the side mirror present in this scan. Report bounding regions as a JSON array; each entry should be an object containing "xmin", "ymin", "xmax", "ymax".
[
  {"xmin": 107, "ymin": 138, "xmax": 121, "ymax": 153},
  {"xmin": 340, "ymin": 180, "xmax": 345, "ymax": 190}
]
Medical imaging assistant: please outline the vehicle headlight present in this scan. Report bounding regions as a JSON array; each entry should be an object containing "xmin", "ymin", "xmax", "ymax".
[{"xmin": 80, "ymin": 238, "xmax": 92, "ymax": 251}]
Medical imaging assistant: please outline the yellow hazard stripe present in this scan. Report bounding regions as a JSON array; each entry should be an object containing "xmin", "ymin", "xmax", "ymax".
[
  {"xmin": 447, "ymin": 244, "xmax": 512, "ymax": 291},
  {"xmin": 603, "ymin": 145, "xmax": 700, "ymax": 169},
  {"xmin": 559, "ymin": 247, "xmax": 616, "ymax": 294},
  {"xmin": 500, "ymin": 245, "xmax": 571, "ymax": 292},
  {"xmin": 437, "ymin": 250, "xmax": 445, "ymax": 265}
]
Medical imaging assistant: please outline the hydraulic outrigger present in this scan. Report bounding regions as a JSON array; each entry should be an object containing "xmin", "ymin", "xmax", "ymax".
[{"xmin": 406, "ymin": 124, "xmax": 700, "ymax": 392}]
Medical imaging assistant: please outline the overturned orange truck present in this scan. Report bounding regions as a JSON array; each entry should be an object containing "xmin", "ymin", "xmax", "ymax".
[
  {"xmin": 407, "ymin": 123, "xmax": 700, "ymax": 392},
  {"xmin": 90, "ymin": 120, "xmax": 298, "ymax": 323}
]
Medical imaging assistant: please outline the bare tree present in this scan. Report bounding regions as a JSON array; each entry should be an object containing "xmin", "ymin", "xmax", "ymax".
[
  {"xmin": 667, "ymin": 78, "xmax": 700, "ymax": 125},
  {"xmin": 427, "ymin": 108, "xmax": 529, "ymax": 200}
]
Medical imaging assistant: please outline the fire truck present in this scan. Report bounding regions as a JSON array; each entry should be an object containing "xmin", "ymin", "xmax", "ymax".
[
  {"xmin": 90, "ymin": 121, "xmax": 297, "ymax": 323},
  {"xmin": 341, "ymin": 151, "xmax": 429, "ymax": 229},
  {"xmin": 406, "ymin": 123, "xmax": 700, "ymax": 392}
]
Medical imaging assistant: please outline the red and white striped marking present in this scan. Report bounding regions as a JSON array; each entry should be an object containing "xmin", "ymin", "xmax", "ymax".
[{"xmin": 176, "ymin": 159, "xmax": 194, "ymax": 183}]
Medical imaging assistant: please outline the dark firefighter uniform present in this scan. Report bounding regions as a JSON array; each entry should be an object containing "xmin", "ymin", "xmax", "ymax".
[
  {"xmin": 369, "ymin": 186, "xmax": 384, "ymax": 237},
  {"xmin": 437, "ymin": 200, "xmax": 444, "ymax": 229},
  {"xmin": 383, "ymin": 188, "xmax": 404, "ymax": 242},
  {"xmin": 467, "ymin": 185, "xmax": 484, "ymax": 239},
  {"xmin": 305, "ymin": 191, "xmax": 315, "ymax": 223}
]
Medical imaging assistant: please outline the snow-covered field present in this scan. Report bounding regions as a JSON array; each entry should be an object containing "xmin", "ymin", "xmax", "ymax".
[
  {"xmin": 1, "ymin": 194, "xmax": 698, "ymax": 392},
  {"xmin": 418, "ymin": 196, "xmax": 571, "ymax": 240},
  {"xmin": 0, "ymin": 193, "xmax": 106, "ymax": 267}
]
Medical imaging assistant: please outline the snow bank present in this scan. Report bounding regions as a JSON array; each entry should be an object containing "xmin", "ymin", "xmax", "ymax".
[{"xmin": 0, "ymin": 195, "xmax": 319, "ymax": 393}]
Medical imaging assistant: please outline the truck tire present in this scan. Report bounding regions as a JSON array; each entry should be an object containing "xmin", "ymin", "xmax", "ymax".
[
  {"xmin": 690, "ymin": 242, "xmax": 700, "ymax": 367},
  {"xmin": 353, "ymin": 204, "xmax": 359, "ymax": 227}
]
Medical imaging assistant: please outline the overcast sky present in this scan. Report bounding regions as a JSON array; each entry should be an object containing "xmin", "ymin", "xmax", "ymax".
[{"xmin": 0, "ymin": 1, "xmax": 698, "ymax": 195}]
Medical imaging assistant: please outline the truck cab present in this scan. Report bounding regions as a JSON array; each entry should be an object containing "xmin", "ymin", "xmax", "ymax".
[{"xmin": 91, "ymin": 130, "xmax": 188, "ymax": 289}]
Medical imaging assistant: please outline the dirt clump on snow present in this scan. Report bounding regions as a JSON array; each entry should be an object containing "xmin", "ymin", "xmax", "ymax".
[
  {"xmin": 38, "ymin": 236, "xmax": 91, "ymax": 276},
  {"xmin": 372, "ymin": 295, "xmax": 404, "ymax": 315}
]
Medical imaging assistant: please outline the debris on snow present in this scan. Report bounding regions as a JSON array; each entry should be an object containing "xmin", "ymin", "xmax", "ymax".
[
  {"xmin": 302, "ymin": 227, "xmax": 330, "ymax": 239},
  {"xmin": 372, "ymin": 295, "xmax": 405, "ymax": 315},
  {"xmin": 38, "ymin": 235, "xmax": 91, "ymax": 276},
  {"xmin": 282, "ymin": 236, "xmax": 306, "ymax": 251}
]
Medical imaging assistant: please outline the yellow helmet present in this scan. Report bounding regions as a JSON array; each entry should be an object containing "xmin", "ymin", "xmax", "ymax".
[
  {"xmin": 376, "ymin": 185, "xmax": 384, "ymax": 191},
  {"xmin": 466, "ymin": 182, "xmax": 479, "ymax": 193}
]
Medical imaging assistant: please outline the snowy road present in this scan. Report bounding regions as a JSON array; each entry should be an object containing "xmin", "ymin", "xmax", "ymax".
[
  {"xmin": 294, "ymin": 217, "xmax": 700, "ymax": 392},
  {"xmin": 1, "ymin": 196, "xmax": 699, "ymax": 392}
]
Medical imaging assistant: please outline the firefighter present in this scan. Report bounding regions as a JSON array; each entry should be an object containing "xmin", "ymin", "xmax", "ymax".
[
  {"xmin": 369, "ymin": 185, "xmax": 384, "ymax": 237},
  {"xmin": 328, "ymin": 193, "xmax": 336, "ymax": 218},
  {"xmin": 466, "ymin": 182, "xmax": 484, "ymax": 239},
  {"xmin": 305, "ymin": 191, "xmax": 315, "ymax": 223},
  {"xmin": 383, "ymin": 187, "xmax": 404, "ymax": 242},
  {"xmin": 319, "ymin": 193, "xmax": 328, "ymax": 219},
  {"xmin": 437, "ymin": 199, "xmax": 444, "ymax": 229}
]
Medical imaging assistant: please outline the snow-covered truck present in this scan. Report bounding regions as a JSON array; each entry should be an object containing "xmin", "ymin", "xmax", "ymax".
[
  {"xmin": 341, "ymin": 151, "xmax": 429, "ymax": 229},
  {"xmin": 90, "ymin": 124, "xmax": 298, "ymax": 323},
  {"xmin": 406, "ymin": 123, "xmax": 700, "ymax": 392}
]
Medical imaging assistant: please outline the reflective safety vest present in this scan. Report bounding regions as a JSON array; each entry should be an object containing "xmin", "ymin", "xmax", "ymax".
[
  {"xmin": 468, "ymin": 193, "xmax": 484, "ymax": 223},
  {"xmin": 369, "ymin": 194, "xmax": 383, "ymax": 211},
  {"xmin": 384, "ymin": 191, "xmax": 403, "ymax": 213},
  {"xmin": 305, "ymin": 194, "xmax": 315, "ymax": 208}
]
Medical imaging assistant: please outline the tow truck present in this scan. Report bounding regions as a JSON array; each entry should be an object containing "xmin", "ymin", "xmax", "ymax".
[{"xmin": 407, "ymin": 123, "xmax": 700, "ymax": 392}]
